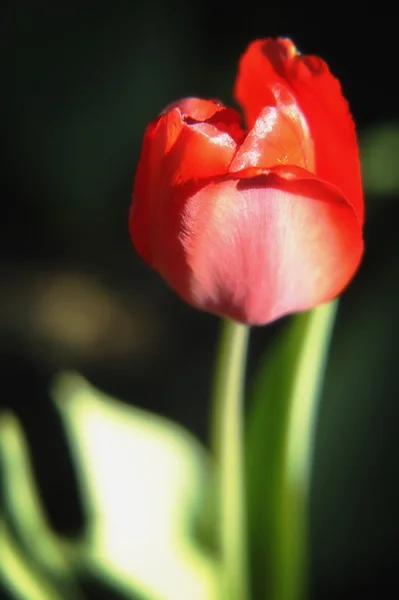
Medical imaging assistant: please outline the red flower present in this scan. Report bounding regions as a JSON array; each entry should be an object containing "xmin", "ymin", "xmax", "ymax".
[{"xmin": 130, "ymin": 38, "xmax": 363, "ymax": 325}]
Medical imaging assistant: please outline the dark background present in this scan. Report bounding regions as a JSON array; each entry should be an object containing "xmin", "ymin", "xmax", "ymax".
[{"xmin": 1, "ymin": 2, "xmax": 398, "ymax": 599}]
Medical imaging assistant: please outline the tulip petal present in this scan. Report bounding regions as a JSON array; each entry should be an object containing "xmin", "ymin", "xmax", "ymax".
[
  {"xmin": 168, "ymin": 113, "xmax": 240, "ymax": 185},
  {"xmin": 230, "ymin": 84, "xmax": 314, "ymax": 172},
  {"xmin": 163, "ymin": 97, "xmax": 225, "ymax": 121},
  {"xmin": 177, "ymin": 172, "xmax": 363, "ymax": 324},
  {"xmin": 234, "ymin": 38, "xmax": 363, "ymax": 223},
  {"xmin": 131, "ymin": 102, "xmax": 242, "ymax": 266}
]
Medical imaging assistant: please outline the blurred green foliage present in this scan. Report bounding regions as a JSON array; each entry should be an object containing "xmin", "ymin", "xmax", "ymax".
[
  {"xmin": 0, "ymin": 373, "xmax": 219, "ymax": 600},
  {"xmin": 361, "ymin": 124, "xmax": 399, "ymax": 198}
]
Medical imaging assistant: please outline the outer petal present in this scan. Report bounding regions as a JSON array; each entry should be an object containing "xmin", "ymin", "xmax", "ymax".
[
  {"xmin": 130, "ymin": 99, "xmax": 242, "ymax": 275},
  {"xmin": 176, "ymin": 171, "xmax": 363, "ymax": 324},
  {"xmin": 234, "ymin": 38, "xmax": 363, "ymax": 223}
]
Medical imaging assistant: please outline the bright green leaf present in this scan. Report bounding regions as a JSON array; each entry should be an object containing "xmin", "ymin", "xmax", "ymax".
[
  {"xmin": 0, "ymin": 412, "xmax": 81, "ymax": 599},
  {"xmin": 0, "ymin": 516, "xmax": 65, "ymax": 600},
  {"xmin": 52, "ymin": 372, "xmax": 219, "ymax": 600}
]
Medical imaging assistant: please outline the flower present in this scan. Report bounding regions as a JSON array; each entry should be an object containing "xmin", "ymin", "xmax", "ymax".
[{"xmin": 129, "ymin": 38, "xmax": 363, "ymax": 325}]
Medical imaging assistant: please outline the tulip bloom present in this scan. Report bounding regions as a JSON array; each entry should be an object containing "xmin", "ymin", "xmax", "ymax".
[{"xmin": 130, "ymin": 38, "xmax": 363, "ymax": 325}]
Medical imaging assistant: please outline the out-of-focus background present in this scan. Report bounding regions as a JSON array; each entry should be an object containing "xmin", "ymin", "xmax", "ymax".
[{"xmin": 1, "ymin": 2, "xmax": 398, "ymax": 599}]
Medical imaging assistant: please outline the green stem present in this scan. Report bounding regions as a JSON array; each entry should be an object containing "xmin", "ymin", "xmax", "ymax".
[
  {"xmin": 211, "ymin": 319, "xmax": 250, "ymax": 600},
  {"xmin": 278, "ymin": 300, "xmax": 338, "ymax": 600}
]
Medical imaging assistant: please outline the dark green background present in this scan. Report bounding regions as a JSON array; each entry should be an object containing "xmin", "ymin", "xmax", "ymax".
[{"xmin": 1, "ymin": 2, "xmax": 398, "ymax": 598}]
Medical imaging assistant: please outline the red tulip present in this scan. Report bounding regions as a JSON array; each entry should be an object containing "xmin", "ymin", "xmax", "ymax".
[{"xmin": 130, "ymin": 38, "xmax": 364, "ymax": 325}]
